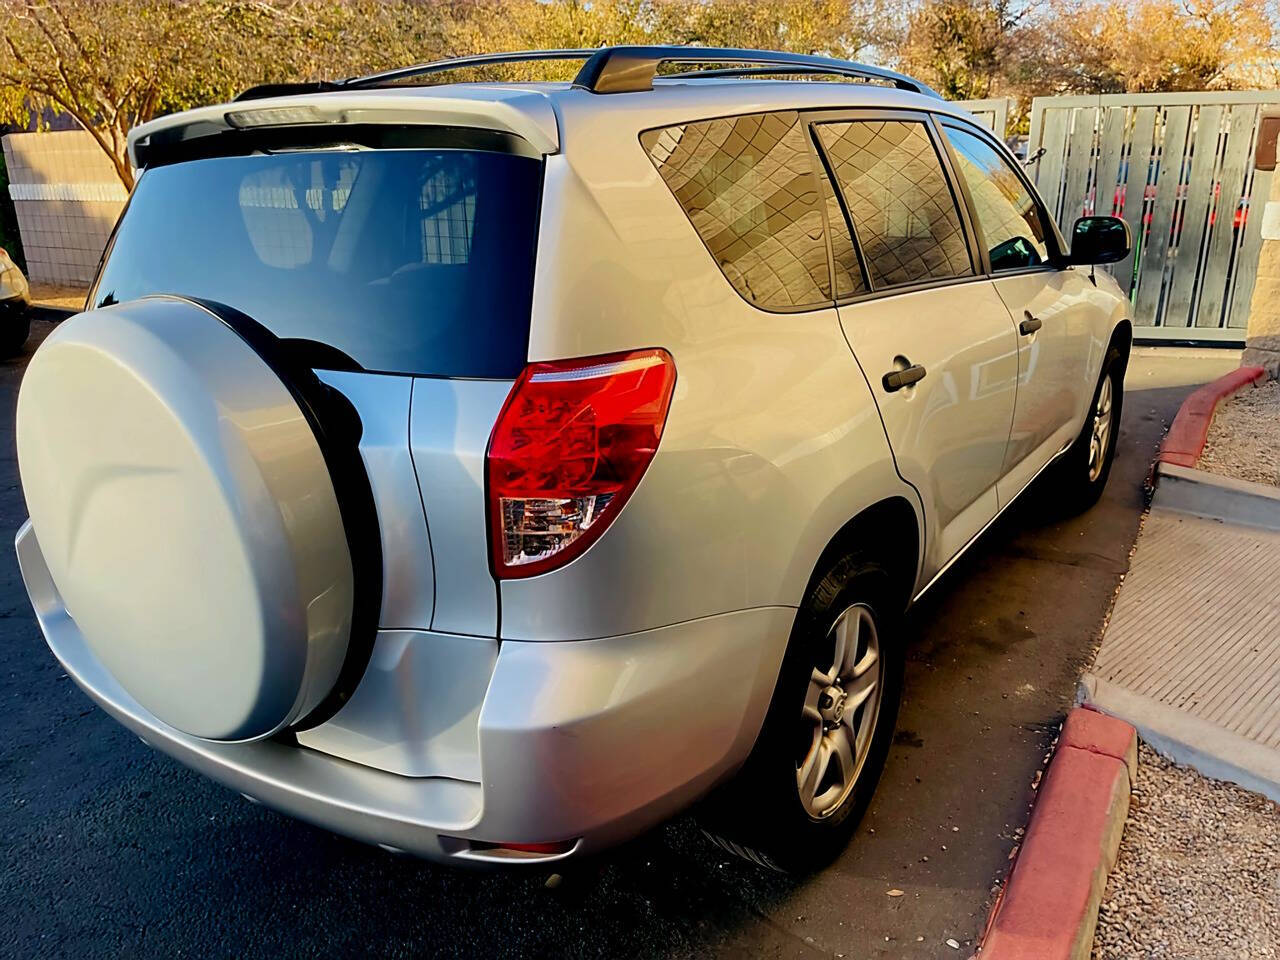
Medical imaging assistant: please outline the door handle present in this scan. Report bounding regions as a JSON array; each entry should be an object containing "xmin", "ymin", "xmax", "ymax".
[
  {"xmin": 1020, "ymin": 312, "xmax": 1043, "ymax": 336},
  {"xmin": 883, "ymin": 363, "xmax": 927, "ymax": 393}
]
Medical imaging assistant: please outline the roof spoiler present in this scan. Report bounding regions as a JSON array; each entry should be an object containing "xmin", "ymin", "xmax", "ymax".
[{"xmin": 234, "ymin": 81, "xmax": 343, "ymax": 102}]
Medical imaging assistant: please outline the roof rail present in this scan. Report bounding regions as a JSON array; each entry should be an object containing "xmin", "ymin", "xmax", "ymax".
[
  {"xmin": 572, "ymin": 46, "xmax": 941, "ymax": 98},
  {"xmin": 329, "ymin": 45, "xmax": 939, "ymax": 99},
  {"xmin": 665, "ymin": 64, "xmax": 914, "ymax": 84}
]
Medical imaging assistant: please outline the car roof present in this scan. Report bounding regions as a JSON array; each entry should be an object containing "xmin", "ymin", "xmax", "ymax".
[
  {"xmin": 545, "ymin": 78, "xmax": 976, "ymax": 134},
  {"xmin": 128, "ymin": 75, "xmax": 984, "ymax": 167}
]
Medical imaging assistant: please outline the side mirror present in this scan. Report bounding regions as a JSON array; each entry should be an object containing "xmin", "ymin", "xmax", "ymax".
[{"xmin": 1070, "ymin": 216, "xmax": 1130, "ymax": 266}]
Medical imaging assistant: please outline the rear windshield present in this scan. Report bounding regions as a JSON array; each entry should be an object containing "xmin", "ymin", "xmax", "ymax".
[{"xmin": 91, "ymin": 148, "xmax": 543, "ymax": 377}]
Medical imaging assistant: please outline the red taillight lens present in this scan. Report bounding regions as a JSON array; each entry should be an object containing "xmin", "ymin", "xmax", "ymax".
[{"xmin": 486, "ymin": 348, "xmax": 676, "ymax": 579}]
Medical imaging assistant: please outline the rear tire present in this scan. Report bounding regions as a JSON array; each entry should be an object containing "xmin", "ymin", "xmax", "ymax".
[
  {"xmin": 1046, "ymin": 346, "xmax": 1124, "ymax": 515},
  {"xmin": 699, "ymin": 552, "xmax": 904, "ymax": 873}
]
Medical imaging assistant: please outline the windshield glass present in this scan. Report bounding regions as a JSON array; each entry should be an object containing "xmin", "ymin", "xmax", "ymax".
[{"xmin": 92, "ymin": 147, "xmax": 543, "ymax": 377}]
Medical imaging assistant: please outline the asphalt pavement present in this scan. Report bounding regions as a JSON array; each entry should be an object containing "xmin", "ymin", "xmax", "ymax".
[{"xmin": 0, "ymin": 324, "xmax": 1238, "ymax": 959}]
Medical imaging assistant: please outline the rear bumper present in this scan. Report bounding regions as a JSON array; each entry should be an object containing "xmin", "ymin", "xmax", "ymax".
[{"xmin": 17, "ymin": 519, "xmax": 792, "ymax": 866}]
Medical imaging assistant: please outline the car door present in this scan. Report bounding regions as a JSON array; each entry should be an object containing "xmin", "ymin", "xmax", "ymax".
[
  {"xmin": 938, "ymin": 120, "xmax": 1095, "ymax": 504},
  {"xmin": 810, "ymin": 113, "xmax": 1019, "ymax": 582}
]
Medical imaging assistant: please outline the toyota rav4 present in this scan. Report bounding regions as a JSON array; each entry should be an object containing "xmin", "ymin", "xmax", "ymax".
[{"xmin": 15, "ymin": 46, "xmax": 1132, "ymax": 872}]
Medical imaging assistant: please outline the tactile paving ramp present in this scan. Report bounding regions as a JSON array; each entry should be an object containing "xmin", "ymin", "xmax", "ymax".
[{"xmin": 1093, "ymin": 507, "xmax": 1280, "ymax": 749}]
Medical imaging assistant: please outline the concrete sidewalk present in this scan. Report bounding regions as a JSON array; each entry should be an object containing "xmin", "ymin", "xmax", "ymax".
[{"xmin": 1083, "ymin": 461, "xmax": 1280, "ymax": 801}]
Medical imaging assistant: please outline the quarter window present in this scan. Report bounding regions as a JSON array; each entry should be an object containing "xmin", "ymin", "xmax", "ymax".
[
  {"xmin": 641, "ymin": 111, "xmax": 832, "ymax": 309},
  {"xmin": 944, "ymin": 125, "xmax": 1050, "ymax": 271},
  {"xmin": 814, "ymin": 120, "xmax": 972, "ymax": 289}
]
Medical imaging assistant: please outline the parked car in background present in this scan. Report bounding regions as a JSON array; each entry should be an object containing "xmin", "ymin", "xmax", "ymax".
[
  {"xmin": 0, "ymin": 246, "xmax": 30, "ymax": 357},
  {"xmin": 14, "ymin": 46, "xmax": 1134, "ymax": 873}
]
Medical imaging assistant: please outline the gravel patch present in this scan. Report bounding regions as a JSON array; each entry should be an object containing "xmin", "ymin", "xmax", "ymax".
[
  {"xmin": 1199, "ymin": 378, "xmax": 1280, "ymax": 487},
  {"xmin": 1092, "ymin": 744, "xmax": 1280, "ymax": 959}
]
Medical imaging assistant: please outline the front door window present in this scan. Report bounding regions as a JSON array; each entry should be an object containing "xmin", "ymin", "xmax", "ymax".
[{"xmin": 943, "ymin": 125, "xmax": 1051, "ymax": 272}]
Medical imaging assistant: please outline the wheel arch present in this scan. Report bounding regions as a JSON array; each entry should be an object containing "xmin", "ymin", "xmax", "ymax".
[
  {"xmin": 1110, "ymin": 316, "xmax": 1133, "ymax": 366},
  {"xmin": 802, "ymin": 497, "xmax": 922, "ymax": 616}
]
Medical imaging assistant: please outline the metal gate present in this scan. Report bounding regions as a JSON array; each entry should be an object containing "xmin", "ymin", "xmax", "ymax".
[{"xmin": 1026, "ymin": 92, "xmax": 1278, "ymax": 342}]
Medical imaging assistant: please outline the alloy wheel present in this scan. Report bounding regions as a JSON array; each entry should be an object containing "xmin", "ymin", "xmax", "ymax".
[
  {"xmin": 1088, "ymin": 373, "xmax": 1114, "ymax": 483},
  {"xmin": 796, "ymin": 603, "xmax": 884, "ymax": 819}
]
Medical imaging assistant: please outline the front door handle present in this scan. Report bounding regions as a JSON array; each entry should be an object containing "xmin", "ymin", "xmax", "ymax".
[
  {"xmin": 883, "ymin": 363, "xmax": 927, "ymax": 393},
  {"xmin": 1020, "ymin": 312, "xmax": 1043, "ymax": 336}
]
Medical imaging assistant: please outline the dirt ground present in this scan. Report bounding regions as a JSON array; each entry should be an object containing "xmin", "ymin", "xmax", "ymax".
[
  {"xmin": 1093, "ymin": 744, "xmax": 1280, "ymax": 959},
  {"xmin": 1200, "ymin": 378, "xmax": 1280, "ymax": 487},
  {"xmin": 27, "ymin": 283, "xmax": 88, "ymax": 312}
]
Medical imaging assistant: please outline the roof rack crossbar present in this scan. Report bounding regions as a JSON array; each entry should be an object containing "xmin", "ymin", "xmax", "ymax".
[{"xmin": 573, "ymin": 46, "xmax": 941, "ymax": 98}]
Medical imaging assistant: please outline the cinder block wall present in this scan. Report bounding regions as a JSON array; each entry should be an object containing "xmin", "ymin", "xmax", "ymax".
[{"xmin": 2, "ymin": 130, "xmax": 128, "ymax": 287}]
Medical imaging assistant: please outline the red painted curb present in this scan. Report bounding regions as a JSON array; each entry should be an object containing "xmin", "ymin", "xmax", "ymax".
[
  {"xmin": 980, "ymin": 708, "xmax": 1136, "ymax": 960},
  {"xmin": 1061, "ymin": 706, "xmax": 1138, "ymax": 780},
  {"xmin": 1157, "ymin": 365, "xmax": 1265, "ymax": 469}
]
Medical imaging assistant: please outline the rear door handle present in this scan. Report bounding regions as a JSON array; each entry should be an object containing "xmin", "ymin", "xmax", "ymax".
[
  {"xmin": 883, "ymin": 364, "xmax": 927, "ymax": 393},
  {"xmin": 1020, "ymin": 312, "xmax": 1043, "ymax": 336}
]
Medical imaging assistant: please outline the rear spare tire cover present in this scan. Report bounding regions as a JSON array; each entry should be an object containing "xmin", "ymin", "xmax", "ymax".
[{"xmin": 17, "ymin": 298, "xmax": 356, "ymax": 741}]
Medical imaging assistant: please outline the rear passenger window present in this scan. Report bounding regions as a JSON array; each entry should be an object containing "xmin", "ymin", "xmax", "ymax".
[
  {"xmin": 814, "ymin": 120, "xmax": 972, "ymax": 289},
  {"xmin": 641, "ymin": 111, "xmax": 831, "ymax": 310},
  {"xmin": 815, "ymin": 156, "xmax": 868, "ymax": 298}
]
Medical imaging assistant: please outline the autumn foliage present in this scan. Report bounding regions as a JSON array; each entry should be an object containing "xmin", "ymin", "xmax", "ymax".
[{"xmin": 1, "ymin": 0, "xmax": 1276, "ymax": 188}]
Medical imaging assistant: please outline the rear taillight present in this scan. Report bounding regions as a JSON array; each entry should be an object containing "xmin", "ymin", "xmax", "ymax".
[{"xmin": 486, "ymin": 349, "xmax": 677, "ymax": 579}]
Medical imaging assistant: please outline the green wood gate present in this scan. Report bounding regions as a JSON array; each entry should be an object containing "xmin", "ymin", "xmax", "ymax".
[{"xmin": 1026, "ymin": 92, "xmax": 1278, "ymax": 342}]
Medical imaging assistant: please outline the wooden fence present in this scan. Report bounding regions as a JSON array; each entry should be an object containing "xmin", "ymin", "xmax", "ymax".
[
  {"xmin": 955, "ymin": 97, "xmax": 1011, "ymax": 138},
  {"xmin": 1026, "ymin": 92, "xmax": 1278, "ymax": 341}
]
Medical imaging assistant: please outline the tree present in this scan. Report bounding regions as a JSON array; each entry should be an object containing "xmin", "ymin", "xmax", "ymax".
[
  {"xmin": 659, "ymin": 0, "xmax": 898, "ymax": 59},
  {"xmin": 5, "ymin": 0, "xmax": 1273, "ymax": 193},
  {"xmin": 451, "ymin": 0, "xmax": 900, "ymax": 81},
  {"xmin": 0, "ymin": 0, "xmax": 460, "ymax": 189},
  {"xmin": 1, "ymin": 0, "xmax": 214, "ymax": 188},
  {"xmin": 0, "ymin": 0, "xmax": 911, "ymax": 188},
  {"xmin": 1021, "ymin": 0, "xmax": 1279, "ymax": 94},
  {"xmin": 898, "ymin": 0, "xmax": 1030, "ymax": 100}
]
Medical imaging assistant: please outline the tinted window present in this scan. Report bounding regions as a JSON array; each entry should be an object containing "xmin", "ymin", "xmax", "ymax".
[
  {"xmin": 814, "ymin": 120, "xmax": 972, "ymax": 288},
  {"xmin": 92, "ymin": 149, "xmax": 543, "ymax": 377},
  {"xmin": 944, "ymin": 125, "xmax": 1049, "ymax": 271},
  {"xmin": 815, "ymin": 151, "xmax": 868, "ymax": 298},
  {"xmin": 641, "ymin": 111, "xmax": 831, "ymax": 309}
]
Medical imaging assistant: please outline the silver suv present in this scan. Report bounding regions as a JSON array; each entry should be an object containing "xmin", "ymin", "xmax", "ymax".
[{"xmin": 15, "ymin": 47, "xmax": 1132, "ymax": 872}]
